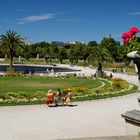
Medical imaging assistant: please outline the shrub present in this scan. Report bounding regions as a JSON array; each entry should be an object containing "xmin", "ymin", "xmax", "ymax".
[
  {"xmin": 72, "ymin": 87, "xmax": 89, "ymax": 93},
  {"xmin": 5, "ymin": 71, "xmax": 15, "ymax": 77},
  {"xmin": 112, "ymin": 78, "xmax": 128, "ymax": 89},
  {"xmin": 5, "ymin": 72, "xmax": 25, "ymax": 77}
]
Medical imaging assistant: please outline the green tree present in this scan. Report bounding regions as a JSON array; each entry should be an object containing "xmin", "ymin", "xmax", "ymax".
[
  {"xmin": 74, "ymin": 43, "xmax": 84, "ymax": 63},
  {"xmin": 81, "ymin": 44, "xmax": 91, "ymax": 65},
  {"xmin": 100, "ymin": 37, "xmax": 119, "ymax": 62},
  {"xmin": 31, "ymin": 41, "xmax": 50, "ymax": 58},
  {"xmin": 58, "ymin": 47, "xmax": 67, "ymax": 64},
  {"xmin": 88, "ymin": 41, "xmax": 98, "ymax": 46},
  {"xmin": 18, "ymin": 44, "xmax": 32, "ymax": 61},
  {"xmin": 88, "ymin": 44, "xmax": 112, "ymax": 77},
  {"xmin": 0, "ymin": 30, "xmax": 24, "ymax": 68},
  {"xmin": 87, "ymin": 41, "xmax": 98, "ymax": 65},
  {"xmin": 68, "ymin": 45, "xmax": 75, "ymax": 65},
  {"xmin": 68, "ymin": 43, "xmax": 84, "ymax": 65},
  {"xmin": 50, "ymin": 44, "xmax": 59, "ymax": 59},
  {"xmin": 42, "ymin": 44, "xmax": 58, "ymax": 65}
]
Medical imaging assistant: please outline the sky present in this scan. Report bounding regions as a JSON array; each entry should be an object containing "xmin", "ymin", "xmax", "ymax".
[{"xmin": 0, "ymin": 0, "xmax": 140, "ymax": 44}]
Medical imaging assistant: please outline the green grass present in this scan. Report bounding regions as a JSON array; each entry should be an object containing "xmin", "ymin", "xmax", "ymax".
[
  {"xmin": 0, "ymin": 76, "xmax": 138, "ymax": 106},
  {"xmin": 0, "ymin": 76, "xmax": 102, "ymax": 95}
]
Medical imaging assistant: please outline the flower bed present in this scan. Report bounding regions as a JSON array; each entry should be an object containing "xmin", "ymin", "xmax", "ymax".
[{"xmin": 0, "ymin": 76, "xmax": 138, "ymax": 106}]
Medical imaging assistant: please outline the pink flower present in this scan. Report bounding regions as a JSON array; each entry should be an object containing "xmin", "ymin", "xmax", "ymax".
[
  {"xmin": 128, "ymin": 27, "xmax": 139, "ymax": 37},
  {"xmin": 121, "ymin": 32, "xmax": 131, "ymax": 44},
  {"xmin": 121, "ymin": 26, "xmax": 139, "ymax": 44},
  {"xmin": 121, "ymin": 32, "xmax": 130, "ymax": 39},
  {"xmin": 123, "ymin": 38, "xmax": 129, "ymax": 44}
]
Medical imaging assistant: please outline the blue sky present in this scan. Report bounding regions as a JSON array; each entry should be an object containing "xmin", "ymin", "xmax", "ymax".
[{"xmin": 0, "ymin": 0, "xmax": 140, "ymax": 44}]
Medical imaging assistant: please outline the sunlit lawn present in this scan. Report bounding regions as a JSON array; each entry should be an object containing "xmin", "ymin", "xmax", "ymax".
[{"xmin": 0, "ymin": 76, "xmax": 101, "ymax": 95}]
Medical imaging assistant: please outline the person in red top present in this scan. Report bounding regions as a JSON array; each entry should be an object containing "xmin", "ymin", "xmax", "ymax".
[{"xmin": 45, "ymin": 90, "xmax": 54, "ymax": 106}]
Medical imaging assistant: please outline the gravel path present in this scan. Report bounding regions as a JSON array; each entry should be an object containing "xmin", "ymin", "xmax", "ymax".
[{"xmin": 0, "ymin": 65, "xmax": 140, "ymax": 140}]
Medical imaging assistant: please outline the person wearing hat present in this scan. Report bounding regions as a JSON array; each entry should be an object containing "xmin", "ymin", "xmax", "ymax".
[
  {"xmin": 45, "ymin": 90, "xmax": 54, "ymax": 106},
  {"xmin": 65, "ymin": 88, "xmax": 72, "ymax": 106}
]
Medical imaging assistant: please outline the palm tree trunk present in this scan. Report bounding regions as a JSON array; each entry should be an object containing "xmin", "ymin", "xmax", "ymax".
[
  {"xmin": 84, "ymin": 59, "xmax": 87, "ymax": 66},
  {"xmin": 98, "ymin": 62, "xmax": 102, "ymax": 71},
  {"xmin": 98, "ymin": 62, "xmax": 103, "ymax": 78},
  {"xmin": 9, "ymin": 49, "xmax": 13, "ymax": 68},
  {"xmin": 49, "ymin": 57, "xmax": 52, "ymax": 65}
]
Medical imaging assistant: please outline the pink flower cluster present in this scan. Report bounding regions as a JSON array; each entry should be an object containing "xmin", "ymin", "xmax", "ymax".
[{"xmin": 121, "ymin": 27, "xmax": 140, "ymax": 44}]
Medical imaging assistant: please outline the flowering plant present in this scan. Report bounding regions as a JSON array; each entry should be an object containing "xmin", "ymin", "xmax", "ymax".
[
  {"xmin": 121, "ymin": 26, "xmax": 140, "ymax": 56},
  {"xmin": 121, "ymin": 27, "xmax": 140, "ymax": 44}
]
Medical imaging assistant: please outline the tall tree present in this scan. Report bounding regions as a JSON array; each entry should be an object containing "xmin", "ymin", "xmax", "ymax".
[
  {"xmin": 81, "ymin": 44, "xmax": 90, "ymax": 65},
  {"xmin": 58, "ymin": 47, "xmax": 67, "ymax": 64},
  {"xmin": 68, "ymin": 43, "xmax": 84, "ymax": 65},
  {"xmin": 88, "ymin": 41, "xmax": 98, "ymax": 46},
  {"xmin": 18, "ymin": 44, "xmax": 32, "ymax": 61},
  {"xmin": 88, "ymin": 44, "xmax": 112, "ymax": 77},
  {"xmin": 68, "ymin": 45, "xmax": 76, "ymax": 65},
  {"xmin": 100, "ymin": 37, "xmax": 119, "ymax": 62},
  {"xmin": 0, "ymin": 30, "xmax": 24, "ymax": 69}
]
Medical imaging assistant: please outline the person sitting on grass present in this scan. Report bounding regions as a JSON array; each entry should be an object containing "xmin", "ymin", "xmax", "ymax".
[
  {"xmin": 54, "ymin": 89, "xmax": 62, "ymax": 106},
  {"xmin": 65, "ymin": 88, "xmax": 73, "ymax": 106},
  {"xmin": 45, "ymin": 90, "xmax": 54, "ymax": 107}
]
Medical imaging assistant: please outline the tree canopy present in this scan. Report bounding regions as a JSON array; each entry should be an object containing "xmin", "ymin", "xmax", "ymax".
[{"xmin": 0, "ymin": 30, "xmax": 24, "ymax": 68}]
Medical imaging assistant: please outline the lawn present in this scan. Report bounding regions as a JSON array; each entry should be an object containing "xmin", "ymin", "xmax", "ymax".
[
  {"xmin": 0, "ymin": 76, "xmax": 137, "ymax": 106},
  {"xmin": 0, "ymin": 76, "xmax": 102, "ymax": 96}
]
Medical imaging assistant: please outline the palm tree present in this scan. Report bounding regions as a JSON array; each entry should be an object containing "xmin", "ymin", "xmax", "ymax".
[
  {"xmin": 0, "ymin": 30, "xmax": 24, "ymax": 69},
  {"xmin": 88, "ymin": 44, "xmax": 112, "ymax": 77}
]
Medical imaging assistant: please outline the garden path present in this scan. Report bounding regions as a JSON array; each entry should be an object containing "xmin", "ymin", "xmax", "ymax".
[{"xmin": 0, "ymin": 65, "xmax": 139, "ymax": 140}]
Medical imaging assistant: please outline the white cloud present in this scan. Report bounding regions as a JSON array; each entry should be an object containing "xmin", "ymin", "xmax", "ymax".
[
  {"xmin": 57, "ymin": 19, "xmax": 95, "ymax": 23},
  {"xmin": 18, "ymin": 13, "xmax": 55, "ymax": 24},
  {"xmin": 128, "ymin": 12, "xmax": 140, "ymax": 16}
]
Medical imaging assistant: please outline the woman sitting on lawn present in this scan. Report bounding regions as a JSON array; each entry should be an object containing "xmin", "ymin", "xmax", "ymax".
[
  {"xmin": 65, "ymin": 88, "xmax": 73, "ymax": 106},
  {"xmin": 45, "ymin": 90, "xmax": 54, "ymax": 106},
  {"xmin": 54, "ymin": 89, "xmax": 62, "ymax": 106}
]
